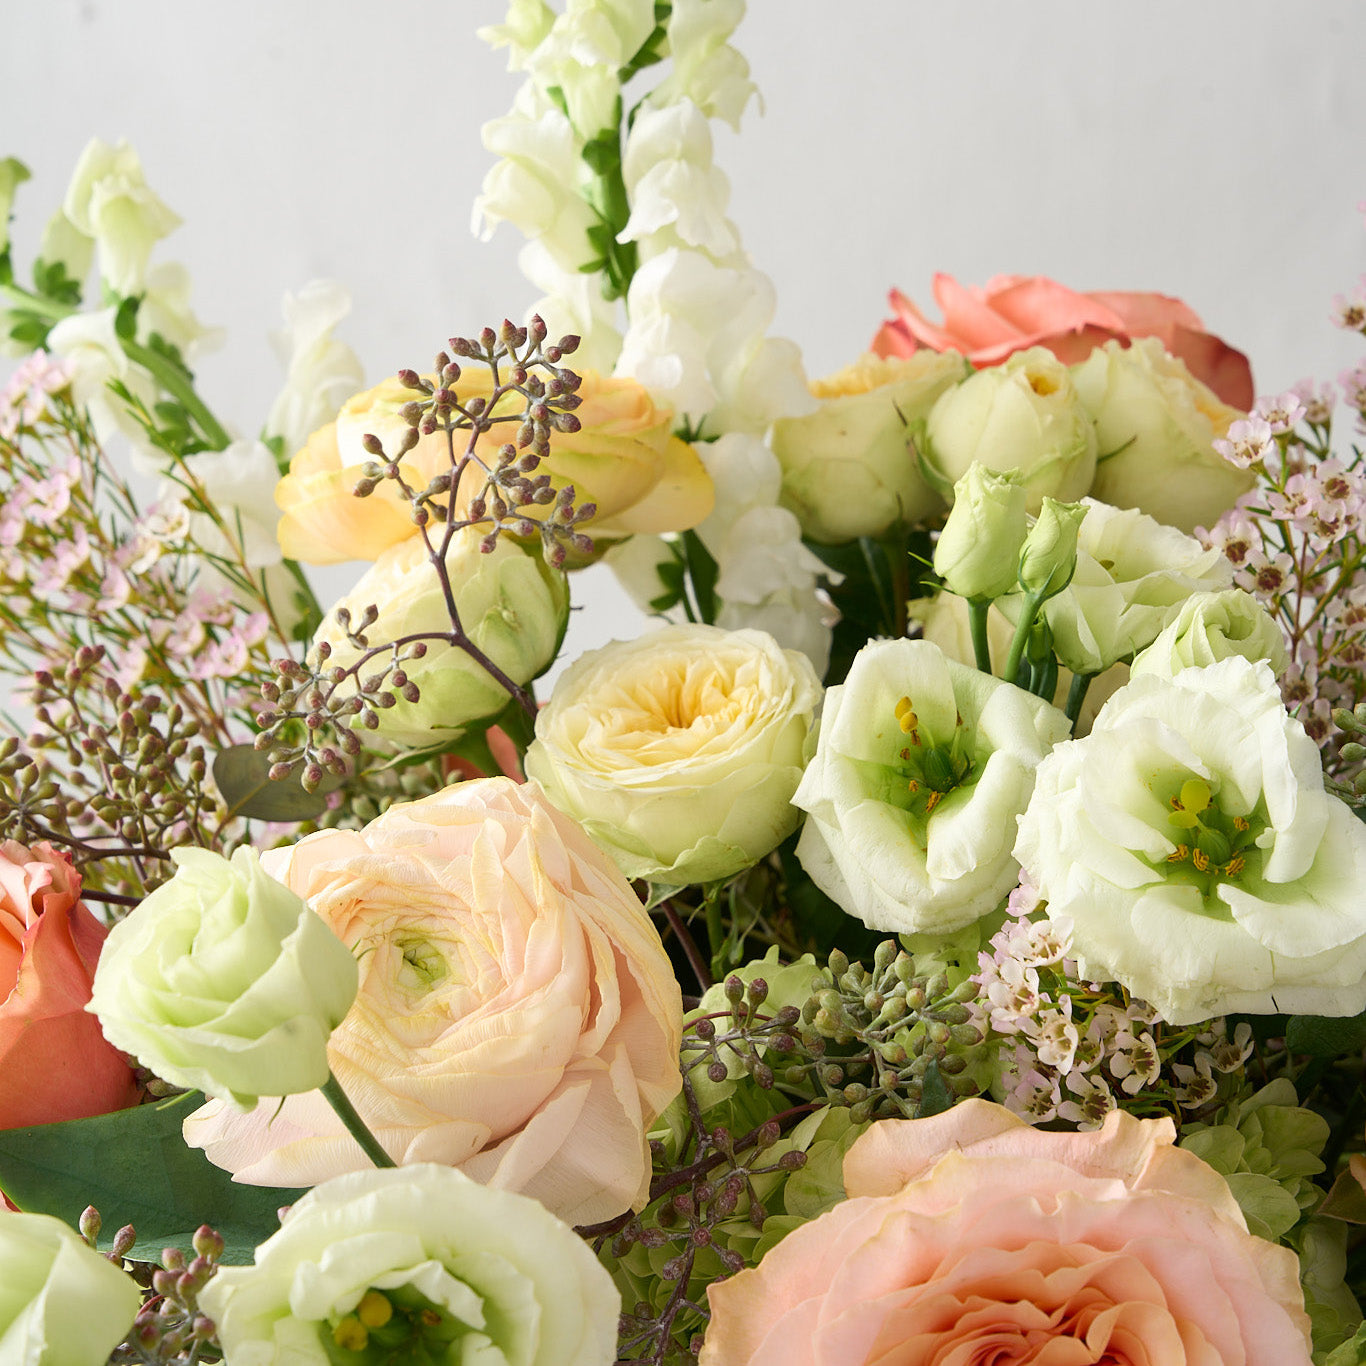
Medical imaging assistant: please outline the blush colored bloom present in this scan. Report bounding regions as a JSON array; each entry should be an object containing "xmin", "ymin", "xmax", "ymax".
[
  {"xmin": 0, "ymin": 841, "xmax": 140, "ymax": 1129},
  {"xmin": 184, "ymin": 779, "xmax": 682, "ymax": 1226},
  {"xmin": 873, "ymin": 272, "xmax": 1255, "ymax": 410},
  {"xmin": 702, "ymin": 1100, "xmax": 1312, "ymax": 1365}
]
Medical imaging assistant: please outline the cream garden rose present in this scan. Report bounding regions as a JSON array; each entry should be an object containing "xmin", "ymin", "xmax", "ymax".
[
  {"xmin": 920, "ymin": 346, "xmax": 1097, "ymax": 513},
  {"xmin": 793, "ymin": 639, "xmax": 1071, "ymax": 934},
  {"xmin": 526, "ymin": 623, "xmax": 821, "ymax": 885},
  {"xmin": 772, "ymin": 350, "xmax": 968, "ymax": 543},
  {"xmin": 201, "ymin": 1163, "xmax": 619, "ymax": 1366},
  {"xmin": 184, "ymin": 779, "xmax": 681, "ymax": 1226},
  {"xmin": 1015, "ymin": 658, "xmax": 1366, "ymax": 1025},
  {"xmin": 88, "ymin": 846, "xmax": 358, "ymax": 1107},
  {"xmin": 312, "ymin": 527, "xmax": 569, "ymax": 748},
  {"xmin": 1074, "ymin": 336, "xmax": 1254, "ymax": 534},
  {"xmin": 0, "ymin": 1212, "xmax": 141, "ymax": 1365}
]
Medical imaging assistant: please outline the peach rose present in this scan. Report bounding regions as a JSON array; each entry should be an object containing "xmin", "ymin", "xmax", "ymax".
[
  {"xmin": 703, "ymin": 1100, "xmax": 1313, "ymax": 1365},
  {"xmin": 276, "ymin": 369, "xmax": 714, "ymax": 565},
  {"xmin": 183, "ymin": 778, "xmax": 682, "ymax": 1227},
  {"xmin": 0, "ymin": 841, "xmax": 141, "ymax": 1129},
  {"xmin": 873, "ymin": 273, "xmax": 1254, "ymax": 410}
]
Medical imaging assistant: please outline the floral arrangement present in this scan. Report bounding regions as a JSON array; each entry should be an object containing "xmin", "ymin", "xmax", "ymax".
[{"xmin": 4, "ymin": 4, "xmax": 1366, "ymax": 1365}]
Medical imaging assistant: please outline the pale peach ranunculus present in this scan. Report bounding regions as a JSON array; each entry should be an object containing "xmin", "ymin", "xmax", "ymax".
[
  {"xmin": 275, "ymin": 369, "xmax": 714, "ymax": 565},
  {"xmin": 873, "ymin": 272, "xmax": 1255, "ymax": 411},
  {"xmin": 182, "ymin": 778, "xmax": 682, "ymax": 1227},
  {"xmin": 0, "ymin": 841, "xmax": 141, "ymax": 1129},
  {"xmin": 702, "ymin": 1099, "xmax": 1313, "ymax": 1366}
]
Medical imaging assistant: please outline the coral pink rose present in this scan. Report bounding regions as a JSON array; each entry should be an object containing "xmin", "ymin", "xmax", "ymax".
[
  {"xmin": 183, "ymin": 778, "xmax": 682, "ymax": 1227},
  {"xmin": 0, "ymin": 841, "xmax": 141, "ymax": 1129},
  {"xmin": 702, "ymin": 1099, "xmax": 1313, "ymax": 1366},
  {"xmin": 873, "ymin": 273, "xmax": 1254, "ymax": 410}
]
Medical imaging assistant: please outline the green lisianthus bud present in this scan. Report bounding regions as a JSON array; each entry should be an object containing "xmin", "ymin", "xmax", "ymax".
[
  {"xmin": 933, "ymin": 463, "xmax": 1029, "ymax": 601},
  {"xmin": 1017, "ymin": 497, "xmax": 1088, "ymax": 602}
]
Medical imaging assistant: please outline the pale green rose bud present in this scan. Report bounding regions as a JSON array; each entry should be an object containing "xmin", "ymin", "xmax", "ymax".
[
  {"xmin": 526, "ymin": 623, "xmax": 821, "ymax": 886},
  {"xmin": 61, "ymin": 138, "xmax": 182, "ymax": 297},
  {"xmin": 920, "ymin": 347, "xmax": 1097, "ymax": 514},
  {"xmin": 0, "ymin": 1212, "xmax": 141, "ymax": 1364},
  {"xmin": 88, "ymin": 847, "xmax": 359, "ymax": 1107},
  {"xmin": 1073, "ymin": 337, "xmax": 1254, "ymax": 535},
  {"xmin": 0, "ymin": 156, "xmax": 30, "ymax": 256},
  {"xmin": 201, "ymin": 1164, "xmax": 620, "ymax": 1366},
  {"xmin": 933, "ymin": 463, "xmax": 1029, "ymax": 601},
  {"xmin": 1131, "ymin": 588, "xmax": 1288, "ymax": 680},
  {"xmin": 773, "ymin": 351, "xmax": 968, "ymax": 544},
  {"xmin": 1017, "ymin": 497, "xmax": 1088, "ymax": 602},
  {"xmin": 314, "ymin": 527, "xmax": 569, "ymax": 750}
]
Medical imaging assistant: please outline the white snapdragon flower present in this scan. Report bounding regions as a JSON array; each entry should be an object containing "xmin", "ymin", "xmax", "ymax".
[
  {"xmin": 649, "ymin": 0, "xmax": 757, "ymax": 128},
  {"xmin": 795, "ymin": 639, "xmax": 1072, "ymax": 933},
  {"xmin": 616, "ymin": 249, "xmax": 811, "ymax": 432},
  {"xmin": 1015, "ymin": 658, "xmax": 1366, "ymax": 1025},
  {"xmin": 168, "ymin": 440, "xmax": 286, "ymax": 569},
  {"xmin": 138, "ymin": 262, "xmax": 223, "ymax": 360},
  {"xmin": 45, "ymin": 306, "xmax": 157, "ymax": 456},
  {"xmin": 477, "ymin": 0, "xmax": 555, "ymax": 70},
  {"xmin": 61, "ymin": 138, "xmax": 180, "ymax": 296},
  {"xmin": 265, "ymin": 279, "xmax": 363, "ymax": 458},
  {"xmin": 517, "ymin": 237, "xmax": 623, "ymax": 372},
  {"xmin": 620, "ymin": 101, "xmax": 737, "ymax": 259}
]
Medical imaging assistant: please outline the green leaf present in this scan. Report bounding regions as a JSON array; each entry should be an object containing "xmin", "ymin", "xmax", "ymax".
[
  {"xmin": 7, "ymin": 312, "xmax": 50, "ymax": 348},
  {"xmin": 0, "ymin": 1094, "xmax": 303, "ymax": 1263},
  {"xmin": 212, "ymin": 744, "xmax": 330, "ymax": 822},
  {"xmin": 112, "ymin": 292, "xmax": 141, "ymax": 341},
  {"xmin": 1286, "ymin": 1012, "xmax": 1366, "ymax": 1058},
  {"xmin": 644, "ymin": 882, "xmax": 687, "ymax": 911},
  {"xmin": 916, "ymin": 1058, "xmax": 953, "ymax": 1118},
  {"xmin": 682, "ymin": 529, "xmax": 718, "ymax": 624}
]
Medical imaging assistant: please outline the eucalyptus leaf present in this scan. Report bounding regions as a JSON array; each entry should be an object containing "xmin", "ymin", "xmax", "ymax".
[
  {"xmin": 0, "ymin": 1094, "xmax": 304, "ymax": 1263},
  {"xmin": 211, "ymin": 743, "xmax": 330, "ymax": 822}
]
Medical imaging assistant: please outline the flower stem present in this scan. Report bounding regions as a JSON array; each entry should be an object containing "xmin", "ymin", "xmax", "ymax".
[
  {"xmin": 120, "ymin": 336, "xmax": 233, "ymax": 450},
  {"xmin": 1002, "ymin": 591, "xmax": 1044, "ymax": 686},
  {"xmin": 321, "ymin": 1072, "xmax": 395, "ymax": 1169},
  {"xmin": 967, "ymin": 598, "xmax": 993, "ymax": 674},
  {"xmin": 1064, "ymin": 671, "xmax": 1094, "ymax": 728}
]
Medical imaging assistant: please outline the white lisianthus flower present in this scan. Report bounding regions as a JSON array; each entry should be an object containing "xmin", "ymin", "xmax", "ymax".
[
  {"xmin": 526, "ymin": 623, "xmax": 822, "ymax": 885},
  {"xmin": 61, "ymin": 138, "xmax": 181, "ymax": 296},
  {"xmin": 1002, "ymin": 498, "xmax": 1235, "ymax": 676},
  {"xmin": 1131, "ymin": 588, "xmax": 1288, "ymax": 680},
  {"xmin": 200, "ymin": 1163, "xmax": 619, "ymax": 1366},
  {"xmin": 794, "ymin": 639, "xmax": 1072, "ymax": 934},
  {"xmin": 620, "ymin": 101, "xmax": 737, "ymax": 258},
  {"xmin": 1015, "ymin": 658, "xmax": 1366, "ymax": 1025},
  {"xmin": 0, "ymin": 1212, "xmax": 141, "ymax": 1365},
  {"xmin": 88, "ymin": 846, "xmax": 359, "ymax": 1106},
  {"xmin": 265, "ymin": 279, "xmax": 363, "ymax": 458}
]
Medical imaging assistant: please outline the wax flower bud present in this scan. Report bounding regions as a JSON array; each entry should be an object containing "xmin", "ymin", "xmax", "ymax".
[{"xmin": 933, "ymin": 463, "xmax": 1029, "ymax": 601}]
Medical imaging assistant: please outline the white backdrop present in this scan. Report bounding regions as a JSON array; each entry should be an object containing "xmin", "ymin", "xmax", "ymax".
[{"xmin": 6, "ymin": 0, "xmax": 1366, "ymax": 673}]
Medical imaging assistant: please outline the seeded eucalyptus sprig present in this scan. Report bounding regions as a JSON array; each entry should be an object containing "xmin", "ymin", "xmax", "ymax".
[{"xmin": 252, "ymin": 317, "xmax": 592, "ymax": 788}]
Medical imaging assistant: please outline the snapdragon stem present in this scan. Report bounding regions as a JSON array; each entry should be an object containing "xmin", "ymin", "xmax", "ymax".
[
  {"xmin": 321, "ymin": 1072, "xmax": 396, "ymax": 1169},
  {"xmin": 967, "ymin": 599, "xmax": 993, "ymax": 675},
  {"xmin": 1064, "ymin": 671, "xmax": 1094, "ymax": 728}
]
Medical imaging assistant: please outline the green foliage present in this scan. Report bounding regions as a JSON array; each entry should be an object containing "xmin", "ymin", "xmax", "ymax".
[{"xmin": 0, "ymin": 1094, "xmax": 302, "ymax": 1263}]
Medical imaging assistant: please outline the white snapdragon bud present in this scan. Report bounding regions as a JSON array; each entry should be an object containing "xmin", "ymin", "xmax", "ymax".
[{"xmin": 650, "ymin": 0, "xmax": 757, "ymax": 128}]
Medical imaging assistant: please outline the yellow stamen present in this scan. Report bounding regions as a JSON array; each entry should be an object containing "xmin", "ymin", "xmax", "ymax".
[
  {"xmin": 1225, "ymin": 856, "xmax": 1245, "ymax": 877},
  {"xmin": 333, "ymin": 1317, "xmax": 368, "ymax": 1352},
  {"xmin": 899, "ymin": 712, "xmax": 917, "ymax": 734},
  {"xmin": 357, "ymin": 1291, "xmax": 393, "ymax": 1329},
  {"xmin": 1192, "ymin": 848, "xmax": 1210, "ymax": 872},
  {"xmin": 907, "ymin": 778, "xmax": 919, "ymax": 794},
  {"xmin": 1167, "ymin": 845, "xmax": 1189, "ymax": 863},
  {"xmin": 1233, "ymin": 816, "xmax": 1249, "ymax": 832},
  {"xmin": 925, "ymin": 790, "xmax": 943, "ymax": 814},
  {"xmin": 894, "ymin": 695, "xmax": 913, "ymax": 719}
]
